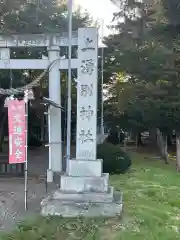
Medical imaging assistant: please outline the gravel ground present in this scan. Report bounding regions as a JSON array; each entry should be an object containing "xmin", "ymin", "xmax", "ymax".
[
  {"xmin": 0, "ymin": 146, "xmax": 76, "ymax": 232},
  {"xmin": 0, "ymin": 178, "xmax": 54, "ymax": 231},
  {"xmin": 0, "ymin": 148, "xmax": 56, "ymax": 232}
]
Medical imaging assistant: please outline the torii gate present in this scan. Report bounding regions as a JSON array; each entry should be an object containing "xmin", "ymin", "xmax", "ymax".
[{"xmin": 0, "ymin": 31, "xmax": 79, "ymax": 175}]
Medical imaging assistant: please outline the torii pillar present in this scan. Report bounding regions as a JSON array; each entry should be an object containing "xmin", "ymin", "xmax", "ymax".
[{"xmin": 47, "ymin": 46, "xmax": 62, "ymax": 178}]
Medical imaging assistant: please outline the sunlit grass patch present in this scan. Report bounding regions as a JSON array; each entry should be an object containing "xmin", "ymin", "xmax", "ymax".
[{"xmin": 1, "ymin": 151, "xmax": 180, "ymax": 239}]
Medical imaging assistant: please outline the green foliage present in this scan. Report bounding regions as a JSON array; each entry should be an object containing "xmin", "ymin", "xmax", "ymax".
[
  {"xmin": 104, "ymin": 0, "xmax": 180, "ymax": 134},
  {"xmin": 0, "ymin": 0, "xmax": 93, "ymax": 89},
  {"xmin": 0, "ymin": 0, "xmax": 93, "ymax": 34},
  {"xmin": 97, "ymin": 142, "xmax": 132, "ymax": 174}
]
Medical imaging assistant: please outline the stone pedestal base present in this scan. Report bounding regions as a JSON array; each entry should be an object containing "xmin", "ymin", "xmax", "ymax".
[
  {"xmin": 41, "ymin": 188, "xmax": 123, "ymax": 217},
  {"xmin": 41, "ymin": 159, "xmax": 123, "ymax": 217}
]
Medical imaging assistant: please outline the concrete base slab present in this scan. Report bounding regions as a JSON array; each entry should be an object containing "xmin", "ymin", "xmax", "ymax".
[
  {"xmin": 41, "ymin": 191, "xmax": 123, "ymax": 217},
  {"xmin": 60, "ymin": 173, "xmax": 109, "ymax": 193},
  {"xmin": 52, "ymin": 186, "xmax": 114, "ymax": 203}
]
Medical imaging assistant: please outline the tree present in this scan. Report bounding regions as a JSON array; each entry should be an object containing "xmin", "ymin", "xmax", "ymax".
[
  {"xmin": 104, "ymin": 0, "xmax": 180, "ymax": 168},
  {"xmin": 104, "ymin": 0, "xmax": 166, "ymax": 130},
  {"xmin": 0, "ymin": 0, "xmax": 94, "ymax": 149}
]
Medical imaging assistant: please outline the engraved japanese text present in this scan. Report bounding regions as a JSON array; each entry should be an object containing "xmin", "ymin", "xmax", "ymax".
[
  {"xmin": 79, "ymin": 129, "xmax": 94, "ymax": 144},
  {"xmin": 80, "ymin": 105, "xmax": 93, "ymax": 120},
  {"xmin": 80, "ymin": 59, "xmax": 95, "ymax": 75}
]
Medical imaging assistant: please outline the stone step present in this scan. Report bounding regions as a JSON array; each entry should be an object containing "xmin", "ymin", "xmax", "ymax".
[
  {"xmin": 52, "ymin": 186, "xmax": 114, "ymax": 203},
  {"xmin": 60, "ymin": 173, "xmax": 109, "ymax": 193},
  {"xmin": 41, "ymin": 191, "xmax": 123, "ymax": 217},
  {"xmin": 67, "ymin": 159, "xmax": 102, "ymax": 177}
]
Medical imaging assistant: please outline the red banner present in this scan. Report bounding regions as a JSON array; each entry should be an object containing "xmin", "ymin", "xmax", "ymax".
[{"xmin": 8, "ymin": 100, "xmax": 26, "ymax": 164}]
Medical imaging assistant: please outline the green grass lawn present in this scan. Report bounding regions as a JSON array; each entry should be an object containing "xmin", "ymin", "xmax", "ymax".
[{"xmin": 1, "ymin": 152, "xmax": 180, "ymax": 240}]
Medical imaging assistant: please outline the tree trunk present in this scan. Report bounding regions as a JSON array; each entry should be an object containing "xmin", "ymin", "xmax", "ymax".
[
  {"xmin": 137, "ymin": 133, "xmax": 143, "ymax": 146},
  {"xmin": 150, "ymin": 128, "xmax": 157, "ymax": 145},
  {"xmin": 135, "ymin": 133, "xmax": 138, "ymax": 148},
  {"xmin": 162, "ymin": 135, "xmax": 168, "ymax": 164},
  {"xmin": 156, "ymin": 129, "xmax": 168, "ymax": 163},
  {"xmin": 176, "ymin": 133, "xmax": 180, "ymax": 172},
  {"xmin": 124, "ymin": 133, "xmax": 127, "ymax": 152},
  {"xmin": 40, "ymin": 113, "xmax": 45, "ymax": 141},
  {"xmin": 0, "ymin": 113, "xmax": 7, "ymax": 152}
]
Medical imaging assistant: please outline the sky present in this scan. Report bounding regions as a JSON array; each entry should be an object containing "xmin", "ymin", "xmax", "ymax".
[{"xmin": 74, "ymin": 0, "xmax": 118, "ymax": 36}]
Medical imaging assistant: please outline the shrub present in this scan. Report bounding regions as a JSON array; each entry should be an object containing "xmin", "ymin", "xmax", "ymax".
[{"xmin": 97, "ymin": 142, "xmax": 132, "ymax": 174}]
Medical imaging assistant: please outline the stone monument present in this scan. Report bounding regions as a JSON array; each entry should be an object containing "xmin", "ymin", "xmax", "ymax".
[{"xmin": 41, "ymin": 28, "xmax": 123, "ymax": 217}]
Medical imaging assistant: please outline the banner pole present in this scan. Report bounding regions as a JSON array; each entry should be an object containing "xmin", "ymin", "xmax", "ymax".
[{"xmin": 24, "ymin": 93, "xmax": 28, "ymax": 210}]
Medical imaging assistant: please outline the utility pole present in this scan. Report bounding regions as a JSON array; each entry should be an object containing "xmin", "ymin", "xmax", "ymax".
[
  {"xmin": 66, "ymin": 0, "xmax": 73, "ymax": 166},
  {"xmin": 101, "ymin": 19, "xmax": 104, "ymax": 136}
]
